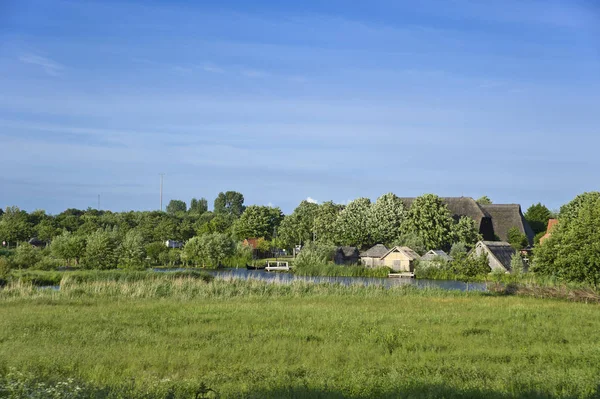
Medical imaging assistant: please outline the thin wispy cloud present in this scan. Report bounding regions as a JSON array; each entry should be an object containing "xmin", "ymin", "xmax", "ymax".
[
  {"xmin": 19, "ymin": 54, "xmax": 64, "ymax": 76},
  {"xmin": 241, "ymin": 69, "xmax": 268, "ymax": 78},
  {"xmin": 306, "ymin": 197, "xmax": 318, "ymax": 204},
  {"xmin": 202, "ymin": 63, "xmax": 224, "ymax": 73}
]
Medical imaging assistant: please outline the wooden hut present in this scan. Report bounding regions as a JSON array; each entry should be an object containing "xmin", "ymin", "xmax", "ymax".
[
  {"xmin": 473, "ymin": 241, "xmax": 516, "ymax": 273},
  {"xmin": 380, "ymin": 246, "xmax": 420, "ymax": 272},
  {"xmin": 334, "ymin": 246, "xmax": 360, "ymax": 265},
  {"xmin": 360, "ymin": 244, "xmax": 389, "ymax": 267}
]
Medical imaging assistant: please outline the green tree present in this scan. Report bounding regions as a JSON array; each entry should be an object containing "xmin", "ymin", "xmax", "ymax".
[
  {"xmin": 0, "ymin": 206, "xmax": 33, "ymax": 246},
  {"xmin": 35, "ymin": 219, "xmax": 59, "ymax": 242},
  {"xmin": 476, "ymin": 196, "xmax": 493, "ymax": 205},
  {"xmin": 369, "ymin": 193, "xmax": 405, "ymax": 245},
  {"xmin": 183, "ymin": 233, "xmax": 234, "ymax": 267},
  {"xmin": 277, "ymin": 200, "xmax": 319, "ymax": 248},
  {"xmin": 145, "ymin": 242, "xmax": 167, "ymax": 265},
  {"xmin": 507, "ymin": 227, "xmax": 528, "ymax": 250},
  {"xmin": 214, "ymin": 191, "xmax": 245, "ymax": 217},
  {"xmin": 394, "ymin": 232, "xmax": 426, "ymax": 255},
  {"xmin": 166, "ymin": 199, "xmax": 187, "ymax": 214},
  {"xmin": 511, "ymin": 253, "xmax": 524, "ymax": 274},
  {"xmin": 119, "ymin": 229, "xmax": 146, "ymax": 269},
  {"xmin": 451, "ymin": 216, "xmax": 482, "ymax": 247},
  {"xmin": 12, "ymin": 244, "xmax": 42, "ymax": 269},
  {"xmin": 82, "ymin": 229, "xmax": 119, "ymax": 270},
  {"xmin": 189, "ymin": 197, "xmax": 208, "ymax": 214},
  {"xmin": 451, "ymin": 251, "xmax": 489, "ymax": 278},
  {"xmin": 51, "ymin": 232, "xmax": 86, "ymax": 266},
  {"xmin": 333, "ymin": 198, "xmax": 372, "ymax": 248},
  {"xmin": 402, "ymin": 194, "xmax": 454, "ymax": 251},
  {"xmin": 449, "ymin": 242, "xmax": 468, "ymax": 258},
  {"xmin": 233, "ymin": 206, "xmax": 283, "ymax": 240},
  {"xmin": 524, "ymin": 203, "xmax": 552, "ymax": 235},
  {"xmin": 313, "ymin": 201, "xmax": 343, "ymax": 244},
  {"xmin": 533, "ymin": 194, "xmax": 600, "ymax": 285}
]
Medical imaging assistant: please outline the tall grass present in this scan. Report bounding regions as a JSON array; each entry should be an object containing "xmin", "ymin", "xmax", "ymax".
[
  {"xmin": 1, "ymin": 278, "xmax": 600, "ymax": 398},
  {"xmin": 294, "ymin": 262, "xmax": 391, "ymax": 278}
]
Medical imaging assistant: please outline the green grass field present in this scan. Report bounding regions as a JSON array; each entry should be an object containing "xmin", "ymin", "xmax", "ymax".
[{"xmin": 1, "ymin": 278, "xmax": 600, "ymax": 398}]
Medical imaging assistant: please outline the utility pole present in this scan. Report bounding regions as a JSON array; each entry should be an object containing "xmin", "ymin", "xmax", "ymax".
[{"xmin": 159, "ymin": 173, "xmax": 165, "ymax": 211}]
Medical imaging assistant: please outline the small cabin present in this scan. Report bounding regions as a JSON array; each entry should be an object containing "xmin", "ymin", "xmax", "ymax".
[
  {"xmin": 380, "ymin": 246, "xmax": 421, "ymax": 272},
  {"xmin": 360, "ymin": 244, "xmax": 389, "ymax": 268}
]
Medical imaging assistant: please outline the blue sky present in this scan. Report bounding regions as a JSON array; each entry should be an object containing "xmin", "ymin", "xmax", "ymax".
[{"xmin": 0, "ymin": 0, "xmax": 599, "ymax": 214}]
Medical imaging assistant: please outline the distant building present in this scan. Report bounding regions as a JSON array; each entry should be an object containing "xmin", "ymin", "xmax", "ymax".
[
  {"xmin": 28, "ymin": 237, "xmax": 46, "ymax": 248},
  {"xmin": 420, "ymin": 250, "xmax": 453, "ymax": 263},
  {"xmin": 473, "ymin": 241, "xmax": 516, "ymax": 273},
  {"xmin": 360, "ymin": 244, "xmax": 389, "ymax": 268},
  {"xmin": 380, "ymin": 246, "xmax": 421, "ymax": 272},
  {"xmin": 334, "ymin": 246, "xmax": 360, "ymax": 265},
  {"xmin": 165, "ymin": 240, "xmax": 183, "ymax": 249},
  {"xmin": 539, "ymin": 219, "xmax": 559, "ymax": 244}
]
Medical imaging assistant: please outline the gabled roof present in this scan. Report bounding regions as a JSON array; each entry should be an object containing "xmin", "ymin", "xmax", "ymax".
[
  {"xmin": 421, "ymin": 250, "xmax": 453, "ymax": 261},
  {"xmin": 336, "ymin": 246, "xmax": 359, "ymax": 258},
  {"xmin": 360, "ymin": 244, "xmax": 389, "ymax": 258},
  {"xmin": 480, "ymin": 204, "xmax": 535, "ymax": 245},
  {"xmin": 381, "ymin": 246, "xmax": 420, "ymax": 261},
  {"xmin": 477, "ymin": 241, "xmax": 516, "ymax": 271}
]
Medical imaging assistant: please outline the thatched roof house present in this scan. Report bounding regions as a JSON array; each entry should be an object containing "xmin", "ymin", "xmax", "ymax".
[
  {"xmin": 334, "ymin": 246, "xmax": 360, "ymax": 265},
  {"xmin": 380, "ymin": 246, "xmax": 421, "ymax": 272},
  {"xmin": 421, "ymin": 250, "xmax": 453, "ymax": 262},
  {"xmin": 473, "ymin": 241, "xmax": 516, "ymax": 273},
  {"xmin": 360, "ymin": 244, "xmax": 389, "ymax": 267},
  {"xmin": 480, "ymin": 204, "xmax": 534, "ymax": 245},
  {"xmin": 400, "ymin": 197, "xmax": 535, "ymax": 245}
]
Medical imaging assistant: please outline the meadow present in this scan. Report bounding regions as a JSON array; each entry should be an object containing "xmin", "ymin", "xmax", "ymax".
[{"xmin": 1, "ymin": 278, "xmax": 600, "ymax": 398}]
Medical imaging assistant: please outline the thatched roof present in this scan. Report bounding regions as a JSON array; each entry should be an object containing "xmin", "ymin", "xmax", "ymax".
[
  {"xmin": 477, "ymin": 241, "xmax": 516, "ymax": 271},
  {"xmin": 481, "ymin": 204, "xmax": 534, "ymax": 245},
  {"xmin": 381, "ymin": 246, "xmax": 421, "ymax": 261},
  {"xmin": 360, "ymin": 244, "xmax": 389, "ymax": 258},
  {"xmin": 421, "ymin": 250, "xmax": 453, "ymax": 261},
  {"xmin": 336, "ymin": 246, "xmax": 359, "ymax": 258}
]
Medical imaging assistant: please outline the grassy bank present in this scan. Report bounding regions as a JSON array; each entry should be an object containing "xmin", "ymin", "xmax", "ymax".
[
  {"xmin": 1, "ymin": 278, "xmax": 600, "ymax": 398},
  {"xmin": 293, "ymin": 263, "xmax": 390, "ymax": 278}
]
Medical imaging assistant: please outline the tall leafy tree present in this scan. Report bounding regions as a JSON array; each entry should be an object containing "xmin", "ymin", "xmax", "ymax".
[
  {"xmin": 524, "ymin": 203, "xmax": 553, "ymax": 235},
  {"xmin": 333, "ymin": 198, "xmax": 372, "ymax": 248},
  {"xmin": 233, "ymin": 205, "xmax": 283, "ymax": 240},
  {"xmin": 402, "ymin": 194, "xmax": 454, "ymax": 251},
  {"xmin": 534, "ymin": 193, "xmax": 600, "ymax": 285},
  {"xmin": 507, "ymin": 227, "xmax": 529, "ymax": 250},
  {"xmin": 166, "ymin": 199, "xmax": 187, "ymax": 214},
  {"xmin": 183, "ymin": 233, "xmax": 234, "ymax": 267},
  {"xmin": 313, "ymin": 201, "xmax": 343, "ymax": 244},
  {"xmin": 451, "ymin": 216, "xmax": 482, "ymax": 247},
  {"xmin": 369, "ymin": 193, "xmax": 405, "ymax": 245},
  {"xmin": 189, "ymin": 197, "xmax": 208, "ymax": 214},
  {"xmin": 278, "ymin": 200, "xmax": 319, "ymax": 248},
  {"xmin": 51, "ymin": 232, "xmax": 86, "ymax": 266},
  {"xmin": 0, "ymin": 206, "xmax": 32, "ymax": 246},
  {"xmin": 82, "ymin": 229, "xmax": 119, "ymax": 270},
  {"xmin": 214, "ymin": 191, "xmax": 245, "ymax": 217},
  {"xmin": 119, "ymin": 229, "xmax": 146, "ymax": 269}
]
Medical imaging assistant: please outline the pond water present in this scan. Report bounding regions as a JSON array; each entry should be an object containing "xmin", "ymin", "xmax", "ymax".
[{"xmin": 154, "ymin": 268, "xmax": 487, "ymax": 292}]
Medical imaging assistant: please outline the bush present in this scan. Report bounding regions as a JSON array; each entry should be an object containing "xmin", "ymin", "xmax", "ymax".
[
  {"xmin": 12, "ymin": 245, "xmax": 42, "ymax": 269},
  {"xmin": 0, "ymin": 257, "xmax": 12, "ymax": 279},
  {"xmin": 34, "ymin": 256, "xmax": 62, "ymax": 271},
  {"xmin": 294, "ymin": 242, "xmax": 336, "ymax": 269}
]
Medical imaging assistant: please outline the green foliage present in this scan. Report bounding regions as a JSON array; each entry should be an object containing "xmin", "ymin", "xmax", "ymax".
[
  {"xmin": 82, "ymin": 229, "xmax": 119, "ymax": 270},
  {"xmin": 524, "ymin": 202, "xmax": 552, "ymax": 235},
  {"xmin": 145, "ymin": 242, "xmax": 167, "ymax": 265},
  {"xmin": 511, "ymin": 253, "xmax": 524, "ymax": 275},
  {"xmin": 0, "ymin": 257, "xmax": 11, "ymax": 279},
  {"xmin": 451, "ymin": 216, "xmax": 482, "ymax": 247},
  {"xmin": 12, "ymin": 245, "xmax": 42, "ymax": 269},
  {"xmin": 476, "ymin": 196, "xmax": 492, "ymax": 205},
  {"xmin": 451, "ymin": 251, "xmax": 490, "ymax": 279},
  {"xmin": 51, "ymin": 232, "xmax": 86, "ymax": 266},
  {"xmin": 233, "ymin": 205, "xmax": 283, "ymax": 240},
  {"xmin": 119, "ymin": 229, "xmax": 147, "ymax": 269},
  {"xmin": 0, "ymin": 206, "xmax": 33, "ymax": 245},
  {"xmin": 293, "ymin": 242, "xmax": 336, "ymax": 268},
  {"xmin": 402, "ymin": 194, "xmax": 454, "ymax": 251},
  {"xmin": 534, "ymin": 194, "xmax": 600, "ymax": 285},
  {"xmin": 183, "ymin": 233, "xmax": 235, "ymax": 268},
  {"xmin": 333, "ymin": 198, "xmax": 372, "ymax": 248},
  {"xmin": 277, "ymin": 200, "xmax": 319, "ymax": 248},
  {"xmin": 313, "ymin": 201, "xmax": 343, "ymax": 244},
  {"xmin": 394, "ymin": 231, "xmax": 426, "ymax": 255},
  {"xmin": 368, "ymin": 193, "xmax": 405, "ymax": 246},
  {"xmin": 449, "ymin": 242, "xmax": 467, "ymax": 258},
  {"xmin": 166, "ymin": 199, "xmax": 187, "ymax": 214},
  {"xmin": 189, "ymin": 197, "xmax": 208, "ymax": 214},
  {"xmin": 214, "ymin": 191, "xmax": 245, "ymax": 217},
  {"xmin": 507, "ymin": 227, "xmax": 529, "ymax": 250}
]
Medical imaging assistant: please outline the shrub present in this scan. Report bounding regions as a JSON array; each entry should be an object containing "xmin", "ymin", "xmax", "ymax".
[
  {"xmin": 0, "ymin": 257, "xmax": 11, "ymax": 279},
  {"xmin": 34, "ymin": 256, "xmax": 62, "ymax": 271},
  {"xmin": 293, "ymin": 242, "xmax": 336, "ymax": 269},
  {"xmin": 12, "ymin": 245, "xmax": 42, "ymax": 269}
]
